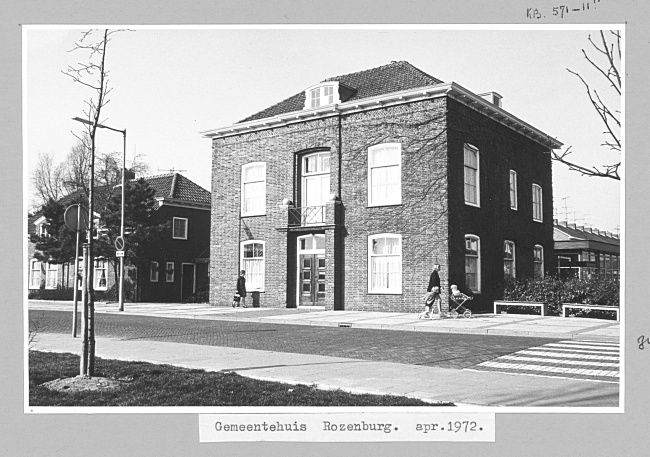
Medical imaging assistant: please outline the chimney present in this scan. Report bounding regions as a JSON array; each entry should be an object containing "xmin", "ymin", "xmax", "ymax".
[
  {"xmin": 553, "ymin": 218, "xmax": 558, "ymax": 225},
  {"xmin": 478, "ymin": 92, "xmax": 503, "ymax": 108},
  {"xmin": 560, "ymin": 220, "xmax": 568, "ymax": 227},
  {"xmin": 577, "ymin": 225, "xmax": 585, "ymax": 231}
]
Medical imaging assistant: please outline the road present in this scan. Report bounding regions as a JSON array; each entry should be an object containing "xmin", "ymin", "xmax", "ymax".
[{"xmin": 30, "ymin": 309, "xmax": 571, "ymax": 370}]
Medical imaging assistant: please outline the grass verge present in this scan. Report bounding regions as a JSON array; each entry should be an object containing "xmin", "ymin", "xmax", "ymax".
[{"xmin": 29, "ymin": 351, "xmax": 452, "ymax": 407}]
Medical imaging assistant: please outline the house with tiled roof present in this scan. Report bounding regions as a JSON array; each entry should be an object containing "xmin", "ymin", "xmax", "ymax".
[
  {"xmin": 203, "ymin": 61, "xmax": 562, "ymax": 313},
  {"xmin": 28, "ymin": 172, "xmax": 211, "ymax": 303},
  {"xmin": 553, "ymin": 220, "xmax": 620, "ymax": 281}
]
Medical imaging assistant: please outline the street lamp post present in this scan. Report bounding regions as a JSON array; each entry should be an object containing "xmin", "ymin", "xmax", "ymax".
[{"xmin": 72, "ymin": 117, "xmax": 127, "ymax": 314}]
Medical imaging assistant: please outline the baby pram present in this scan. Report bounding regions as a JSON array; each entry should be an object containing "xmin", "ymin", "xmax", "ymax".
[{"xmin": 448, "ymin": 285, "xmax": 472, "ymax": 318}]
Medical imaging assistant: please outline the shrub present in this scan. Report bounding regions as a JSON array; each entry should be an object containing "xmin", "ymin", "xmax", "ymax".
[{"xmin": 501, "ymin": 276, "xmax": 619, "ymax": 315}]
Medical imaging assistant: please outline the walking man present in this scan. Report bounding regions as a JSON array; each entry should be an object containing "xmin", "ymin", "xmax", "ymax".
[{"xmin": 236, "ymin": 270, "xmax": 247, "ymax": 308}]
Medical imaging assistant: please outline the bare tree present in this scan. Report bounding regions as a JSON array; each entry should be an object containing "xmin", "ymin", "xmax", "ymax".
[
  {"xmin": 553, "ymin": 30, "xmax": 621, "ymax": 180},
  {"xmin": 31, "ymin": 152, "xmax": 65, "ymax": 207},
  {"xmin": 62, "ymin": 28, "xmax": 123, "ymax": 377}
]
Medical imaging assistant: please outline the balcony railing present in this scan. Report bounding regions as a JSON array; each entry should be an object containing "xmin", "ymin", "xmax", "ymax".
[{"xmin": 288, "ymin": 205, "xmax": 326, "ymax": 227}]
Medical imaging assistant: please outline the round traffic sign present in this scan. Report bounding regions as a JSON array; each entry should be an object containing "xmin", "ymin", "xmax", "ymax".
[
  {"xmin": 114, "ymin": 236, "xmax": 125, "ymax": 250},
  {"xmin": 64, "ymin": 204, "xmax": 89, "ymax": 232}
]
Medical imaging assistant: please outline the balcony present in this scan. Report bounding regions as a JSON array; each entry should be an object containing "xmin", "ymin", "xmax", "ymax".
[{"xmin": 288, "ymin": 205, "xmax": 326, "ymax": 227}]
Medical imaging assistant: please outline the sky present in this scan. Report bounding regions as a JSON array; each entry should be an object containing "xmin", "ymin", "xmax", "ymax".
[{"xmin": 23, "ymin": 26, "xmax": 622, "ymax": 233}]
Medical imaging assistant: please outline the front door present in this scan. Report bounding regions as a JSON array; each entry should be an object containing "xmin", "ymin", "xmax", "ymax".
[
  {"xmin": 297, "ymin": 234, "xmax": 325, "ymax": 306},
  {"xmin": 181, "ymin": 263, "xmax": 195, "ymax": 301}
]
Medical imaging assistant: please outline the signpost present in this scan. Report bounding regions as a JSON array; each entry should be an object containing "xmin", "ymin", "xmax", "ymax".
[{"xmin": 64, "ymin": 204, "xmax": 88, "ymax": 338}]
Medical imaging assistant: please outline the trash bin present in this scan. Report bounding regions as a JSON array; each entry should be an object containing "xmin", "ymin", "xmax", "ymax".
[{"xmin": 252, "ymin": 291, "xmax": 260, "ymax": 308}]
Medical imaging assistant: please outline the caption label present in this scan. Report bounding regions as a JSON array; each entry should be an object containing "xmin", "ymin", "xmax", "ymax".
[{"xmin": 199, "ymin": 412, "xmax": 495, "ymax": 442}]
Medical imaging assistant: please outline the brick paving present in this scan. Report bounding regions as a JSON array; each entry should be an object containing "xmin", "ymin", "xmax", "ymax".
[{"xmin": 30, "ymin": 309, "xmax": 562, "ymax": 370}]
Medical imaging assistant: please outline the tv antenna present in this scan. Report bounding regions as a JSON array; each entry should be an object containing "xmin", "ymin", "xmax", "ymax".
[{"xmin": 158, "ymin": 168, "xmax": 187, "ymax": 174}]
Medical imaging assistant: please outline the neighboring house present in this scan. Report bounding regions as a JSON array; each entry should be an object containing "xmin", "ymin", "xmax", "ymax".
[
  {"xmin": 27, "ymin": 173, "xmax": 211, "ymax": 303},
  {"xmin": 203, "ymin": 61, "xmax": 562, "ymax": 313},
  {"xmin": 553, "ymin": 220, "xmax": 620, "ymax": 281}
]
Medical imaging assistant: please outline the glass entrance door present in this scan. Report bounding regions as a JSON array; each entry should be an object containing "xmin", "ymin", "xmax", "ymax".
[{"xmin": 297, "ymin": 234, "xmax": 326, "ymax": 306}]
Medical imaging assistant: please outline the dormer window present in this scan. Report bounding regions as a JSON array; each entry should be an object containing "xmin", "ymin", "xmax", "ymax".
[{"xmin": 303, "ymin": 81, "xmax": 357, "ymax": 110}]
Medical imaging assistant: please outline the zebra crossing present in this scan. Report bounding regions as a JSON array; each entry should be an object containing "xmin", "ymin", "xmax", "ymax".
[{"xmin": 469, "ymin": 339, "xmax": 620, "ymax": 383}]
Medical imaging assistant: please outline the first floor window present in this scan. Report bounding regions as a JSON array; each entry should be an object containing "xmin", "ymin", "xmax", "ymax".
[
  {"xmin": 532, "ymin": 184, "xmax": 543, "ymax": 222},
  {"xmin": 241, "ymin": 162, "xmax": 267, "ymax": 216},
  {"xmin": 368, "ymin": 143, "xmax": 401, "ymax": 206},
  {"xmin": 503, "ymin": 241, "xmax": 516, "ymax": 279},
  {"xmin": 45, "ymin": 262, "xmax": 58, "ymax": 289},
  {"xmin": 150, "ymin": 261, "xmax": 159, "ymax": 282},
  {"xmin": 368, "ymin": 234, "xmax": 402, "ymax": 294},
  {"xmin": 29, "ymin": 260, "xmax": 42, "ymax": 289},
  {"xmin": 173, "ymin": 217, "xmax": 188, "ymax": 240},
  {"xmin": 464, "ymin": 144, "xmax": 480, "ymax": 207},
  {"xmin": 94, "ymin": 259, "xmax": 108, "ymax": 290},
  {"xmin": 241, "ymin": 241, "xmax": 265, "ymax": 291},
  {"xmin": 534, "ymin": 245, "xmax": 544, "ymax": 278},
  {"xmin": 465, "ymin": 235, "xmax": 481, "ymax": 293},
  {"xmin": 509, "ymin": 170, "xmax": 518, "ymax": 210},
  {"xmin": 166, "ymin": 262, "xmax": 175, "ymax": 282}
]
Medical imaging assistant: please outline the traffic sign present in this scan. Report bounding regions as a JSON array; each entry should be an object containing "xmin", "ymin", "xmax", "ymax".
[
  {"xmin": 116, "ymin": 250, "xmax": 125, "ymax": 258},
  {"xmin": 64, "ymin": 204, "xmax": 89, "ymax": 232},
  {"xmin": 114, "ymin": 236, "xmax": 125, "ymax": 250}
]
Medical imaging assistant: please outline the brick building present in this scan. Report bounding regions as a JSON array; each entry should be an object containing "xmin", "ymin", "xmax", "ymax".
[
  {"xmin": 204, "ymin": 61, "xmax": 562, "ymax": 313},
  {"xmin": 553, "ymin": 220, "xmax": 620, "ymax": 281},
  {"xmin": 28, "ymin": 173, "xmax": 211, "ymax": 303}
]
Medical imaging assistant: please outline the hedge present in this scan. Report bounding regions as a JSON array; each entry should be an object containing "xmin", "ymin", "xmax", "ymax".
[{"xmin": 501, "ymin": 276, "xmax": 619, "ymax": 316}]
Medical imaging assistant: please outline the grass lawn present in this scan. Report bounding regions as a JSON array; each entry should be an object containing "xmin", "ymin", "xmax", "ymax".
[{"xmin": 29, "ymin": 351, "xmax": 451, "ymax": 407}]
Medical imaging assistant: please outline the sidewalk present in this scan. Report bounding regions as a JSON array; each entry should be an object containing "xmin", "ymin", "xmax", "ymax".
[
  {"xmin": 29, "ymin": 300, "xmax": 620, "ymax": 341},
  {"xmin": 32, "ymin": 332, "xmax": 620, "ymax": 408}
]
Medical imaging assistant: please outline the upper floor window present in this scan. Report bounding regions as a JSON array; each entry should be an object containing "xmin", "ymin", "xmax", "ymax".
[
  {"xmin": 464, "ymin": 144, "xmax": 480, "ymax": 207},
  {"xmin": 509, "ymin": 170, "xmax": 518, "ymax": 210},
  {"xmin": 534, "ymin": 245, "xmax": 544, "ymax": 278},
  {"xmin": 29, "ymin": 259, "xmax": 42, "ymax": 289},
  {"xmin": 173, "ymin": 217, "xmax": 188, "ymax": 240},
  {"xmin": 241, "ymin": 162, "xmax": 266, "ymax": 216},
  {"xmin": 241, "ymin": 240, "xmax": 265, "ymax": 291},
  {"xmin": 465, "ymin": 235, "xmax": 481, "ymax": 293},
  {"xmin": 45, "ymin": 263, "xmax": 58, "ymax": 289},
  {"xmin": 503, "ymin": 240, "xmax": 516, "ymax": 279},
  {"xmin": 532, "ymin": 184, "xmax": 543, "ymax": 222},
  {"xmin": 368, "ymin": 234, "xmax": 402, "ymax": 294},
  {"xmin": 368, "ymin": 143, "xmax": 401, "ymax": 207}
]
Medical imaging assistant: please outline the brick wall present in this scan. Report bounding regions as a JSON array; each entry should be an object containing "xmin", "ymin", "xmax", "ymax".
[{"xmin": 446, "ymin": 99, "xmax": 554, "ymax": 312}]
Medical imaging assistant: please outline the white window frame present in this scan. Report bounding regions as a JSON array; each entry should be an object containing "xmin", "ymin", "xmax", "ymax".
[
  {"xmin": 368, "ymin": 143, "xmax": 402, "ymax": 207},
  {"xmin": 241, "ymin": 162, "xmax": 267, "ymax": 217},
  {"xmin": 509, "ymin": 170, "xmax": 518, "ymax": 210},
  {"xmin": 29, "ymin": 259, "xmax": 42, "ymax": 289},
  {"xmin": 532, "ymin": 184, "xmax": 543, "ymax": 222},
  {"xmin": 534, "ymin": 245, "xmax": 545, "ymax": 278},
  {"xmin": 150, "ymin": 261, "xmax": 159, "ymax": 282},
  {"xmin": 503, "ymin": 240, "xmax": 516, "ymax": 279},
  {"xmin": 240, "ymin": 240, "xmax": 265, "ymax": 292},
  {"xmin": 172, "ymin": 217, "xmax": 188, "ymax": 240},
  {"xmin": 368, "ymin": 233, "xmax": 403, "ymax": 294},
  {"xmin": 465, "ymin": 234, "xmax": 481, "ymax": 293},
  {"xmin": 166, "ymin": 262, "xmax": 175, "ymax": 282},
  {"xmin": 94, "ymin": 258, "xmax": 108, "ymax": 290},
  {"xmin": 304, "ymin": 82, "xmax": 340, "ymax": 109},
  {"xmin": 45, "ymin": 262, "xmax": 58, "ymax": 289},
  {"xmin": 464, "ymin": 143, "xmax": 480, "ymax": 207}
]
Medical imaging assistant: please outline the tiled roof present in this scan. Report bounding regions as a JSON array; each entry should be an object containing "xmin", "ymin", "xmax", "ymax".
[
  {"xmin": 554, "ymin": 224, "xmax": 620, "ymax": 246},
  {"xmin": 27, "ymin": 173, "xmax": 210, "ymax": 234},
  {"xmin": 239, "ymin": 61, "xmax": 443, "ymax": 123},
  {"xmin": 143, "ymin": 173, "xmax": 211, "ymax": 205}
]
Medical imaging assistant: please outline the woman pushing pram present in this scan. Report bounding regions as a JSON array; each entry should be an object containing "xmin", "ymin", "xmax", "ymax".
[{"xmin": 419, "ymin": 264, "xmax": 442, "ymax": 319}]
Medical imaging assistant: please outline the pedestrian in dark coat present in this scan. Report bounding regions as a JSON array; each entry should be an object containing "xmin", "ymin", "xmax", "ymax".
[
  {"xmin": 424, "ymin": 264, "xmax": 442, "ymax": 318},
  {"xmin": 236, "ymin": 270, "xmax": 247, "ymax": 308}
]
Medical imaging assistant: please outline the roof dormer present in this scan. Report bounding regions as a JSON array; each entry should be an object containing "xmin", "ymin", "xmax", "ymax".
[{"xmin": 303, "ymin": 81, "xmax": 355, "ymax": 110}]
